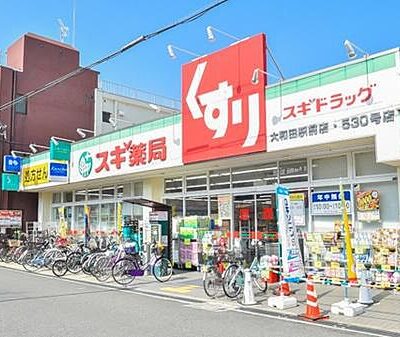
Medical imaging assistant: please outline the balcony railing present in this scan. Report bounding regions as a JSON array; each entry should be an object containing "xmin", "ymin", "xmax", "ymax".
[{"xmin": 99, "ymin": 79, "xmax": 181, "ymax": 111}]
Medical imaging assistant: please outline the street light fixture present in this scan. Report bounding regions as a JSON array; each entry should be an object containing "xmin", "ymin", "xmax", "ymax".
[
  {"xmin": 76, "ymin": 128, "xmax": 95, "ymax": 138},
  {"xmin": 29, "ymin": 143, "xmax": 50, "ymax": 154},
  {"xmin": 50, "ymin": 136, "xmax": 75, "ymax": 146},
  {"xmin": 251, "ymin": 68, "xmax": 282, "ymax": 85},
  {"xmin": 11, "ymin": 150, "xmax": 31, "ymax": 158},
  {"xmin": 344, "ymin": 39, "xmax": 368, "ymax": 59},
  {"xmin": 167, "ymin": 44, "xmax": 200, "ymax": 59},
  {"xmin": 205, "ymin": 25, "xmax": 285, "ymax": 80}
]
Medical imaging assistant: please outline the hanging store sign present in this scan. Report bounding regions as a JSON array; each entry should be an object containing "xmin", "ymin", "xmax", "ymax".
[
  {"xmin": 0, "ymin": 210, "xmax": 22, "ymax": 227},
  {"xmin": 50, "ymin": 140, "xmax": 71, "ymax": 161},
  {"xmin": 22, "ymin": 163, "xmax": 49, "ymax": 187},
  {"xmin": 49, "ymin": 161, "xmax": 69, "ymax": 182},
  {"xmin": 182, "ymin": 33, "xmax": 266, "ymax": 164},
  {"xmin": 267, "ymin": 53, "xmax": 400, "ymax": 152},
  {"xmin": 276, "ymin": 185, "xmax": 305, "ymax": 278},
  {"xmin": 70, "ymin": 123, "xmax": 182, "ymax": 183},
  {"xmin": 311, "ymin": 191, "xmax": 352, "ymax": 215},
  {"xmin": 1, "ymin": 173, "xmax": 20, "ymax": 191},
  {"xmin": 3, "ymin": 155, "xmax": 22, "ymax": 173},
  {"xmin": 289, "ymin": 193, "xmax": 306, "ymax": 227},
  {"xmin": 356, "ymin": 190, "xmax": 380, "ymax": 222}
]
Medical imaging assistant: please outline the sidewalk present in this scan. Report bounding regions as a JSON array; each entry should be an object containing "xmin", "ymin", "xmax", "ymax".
[{"xmin": 2, "ymin": 262, "xmax": 399, "ymax": 336}]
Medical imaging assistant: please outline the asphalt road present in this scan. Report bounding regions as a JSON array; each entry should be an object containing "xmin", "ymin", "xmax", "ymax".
[{"xmin": 0, "ymin": 267, "xmax": 369, "ymax": 337}]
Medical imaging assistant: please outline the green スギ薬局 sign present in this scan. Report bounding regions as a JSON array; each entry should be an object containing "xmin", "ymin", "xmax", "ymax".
[
  {"xmin": 50, "ymin": 140, "xmax": 71, "ymax": 161},
  {"xmin": 1, "ymin": 173, "xmax": 20, "ymax": 191}
]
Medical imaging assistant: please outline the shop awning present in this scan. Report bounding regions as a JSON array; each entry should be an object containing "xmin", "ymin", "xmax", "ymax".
[{"xmin": 122, "ymin": 197, "xmax": 171, "ymax": 211}]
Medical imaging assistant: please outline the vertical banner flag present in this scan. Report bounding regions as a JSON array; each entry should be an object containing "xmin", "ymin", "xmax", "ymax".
[
  {"xmin": 276, "ymin": 185, "xmax": 305, "ymax": 278},
  {"xmin": 84, "ymin": 205, "xmax": 90, "ymax": 243},
  {"xmin": 340, "ymin": 184, "xmax": 357, "ymax": 282},
  {"xmin": 117, "ymin": 202, "xmax": 122, "ymax": 236},
  {"xmin": 58, "ymin": 207, "xmax": 67, "ymax": 238}
]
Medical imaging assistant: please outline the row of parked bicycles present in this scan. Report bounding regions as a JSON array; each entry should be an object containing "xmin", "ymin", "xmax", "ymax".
[
  {"xmin": 0, "ymin": 233, "xmax": 173, "ymax": 286},
  {"xmin": 202, "ymin": 240, "xmax": 269, "ymax": 299}
]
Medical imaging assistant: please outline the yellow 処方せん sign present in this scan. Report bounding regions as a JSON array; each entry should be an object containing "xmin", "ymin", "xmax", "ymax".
[{"xmin": 22, "ymin": 163, "xmax": 49, "ymax": 187}]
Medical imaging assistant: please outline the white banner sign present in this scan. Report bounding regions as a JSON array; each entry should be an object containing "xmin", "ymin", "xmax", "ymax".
[
  {"xmin": 70, "ymin": 124, "xmax": 182, "ymax": 183},
  {"xmin": 276, "ymin": 185, "xmax": 305, "ymax": 278},
  {"xmin": 267, "ymin": 62, "xmax": 400, "ymax": 152},
  {"xmin": 290, "ymin": 193, "xmax": 306, "ymax": 227}
]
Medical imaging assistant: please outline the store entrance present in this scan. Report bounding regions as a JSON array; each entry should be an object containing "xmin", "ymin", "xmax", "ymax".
[
  {"xmin": 233, "ymin": 193, "xmax": 279, "ymax": 263},
  {"xmin": 233, "ymin": 195, "xmax": 256, "ymax": 262}
]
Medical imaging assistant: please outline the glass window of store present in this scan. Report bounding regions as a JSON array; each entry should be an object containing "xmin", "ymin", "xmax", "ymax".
[
  {"xmin": 52, "ymin": 192, "xmax": 61, "ymax": 204},
  {"xmin": 209, "ymin": 169, "xmax": 230, "ymax": 190},
  {"xmin": 185, "ymin": 196, "xmax": 208, "ymax": 216},
  {"xmin": 100, "ymin": 203, "xmax": 115, "ymax": 231},
  {"xmin": 232, "ymin": 163, "xmax": 277, "ymax": 188},
  {"xmin": 63, "ymin": 192, "xmax": 73, "ymax": 203},
  {"xmin": 165, "ymin": 198, "xmax": 183, "ymax": 217},
  {"xmin": 102, "ymin": 186, "xmax": 115, "ymax": 199},
  {"xmin": 74, "ymin": 206, "xmax": 85, "ymax": 232},
  {"xmin": 354, "ymin": 152, "xmax": 396, "ymax": 177},
  {"xmin": 186, "ymin": 174, "xmax": 207, "ymax": 192},
  {"xmin": 164, "ymin": 177, "xmax": 183, "ymax": 193},
  {"xmin": 312, "ymin": 155, "xmax": 348, "ymax": 180},
  {"xmin": 88, "ymin": 189, "xmax": 100, "ymax": 201},
  {"xmin": 210, "ymin": 196, "xmax": 219, "ymax": 219},
  {"xmin": 279, "ymin": 159, "xmax": 308, "ymax": 183},
  {"xmin": 75, "ymin": 190, "xmax": 87, "ymax": 202}
]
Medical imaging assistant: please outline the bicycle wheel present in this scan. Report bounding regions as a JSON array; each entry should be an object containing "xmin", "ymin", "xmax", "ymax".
[
  {"xmin": 52, "ymin": 259, "xmax": 67, "ymax": 277},
  {"xmin": 253, "ymin": 273, "xmax": 268, "ymax": 293},
  {"xmin": 93, "ymin": 256, "xmax": 112, "ymax": 282},
  {"xmin": 223, "ymin": 264, "xmax": 243, "ymax": 298},
  {"xmin": 152, "ymin": 257, "xmax": 173, "ymax": 283},
  {"xmin": 23, "ymin": 251, "xmax": 41, "ymax": 272},
  {"xmin": 203, "ymin": 268, "xmax": 221, "ymax": 298},
  {"xmin": 112, "ymin": 258, "xmax": 136, "ymax": 286},
  {"xmin": 66, "ymin": 252, "xmax": 82, "ymax": 274}
]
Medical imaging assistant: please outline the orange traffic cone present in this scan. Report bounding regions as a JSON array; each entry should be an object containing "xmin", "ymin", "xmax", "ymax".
[
  {"xmin": 299, "ymin": 276, "xmax": 329, "ymax": 321},
  {"xmin": 273, "ymin": 280, "xmax": 292, "ymax": 296}
]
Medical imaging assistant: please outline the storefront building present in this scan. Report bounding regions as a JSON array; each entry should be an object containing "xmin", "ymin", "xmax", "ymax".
[{"xmin": 12, "ymin": 35, "xmax": 400, "ymax": 267}]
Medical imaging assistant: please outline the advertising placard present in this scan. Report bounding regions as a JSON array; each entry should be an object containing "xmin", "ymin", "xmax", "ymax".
[
  {"xmin": 290, "ymin": 193, "xmax": 306, "ymax": 227},
  {"xmin": 276, "ymin": 185, "xmax": 305, "ymax": 278},
  {"xmin": 0, "ymin": 210, "xmax": 22, "ymax": 227},
  {"xmin": 49, "ymin": 161, "xmax": 69, "ymax": 182},
  {"xmin": 217, "ymin": 195, "xmax": 232, "ymax": 220},
  {"xmin": 22, "ymin": 163, "xmax": 49, "ymax": 187},
  {"xmin": 182, "ymin": 33, "xmax": 266, "ymax": 164},
  {"xmin": 356, "ymin": 190, "xmax": 380, "ymax": 222},
  {"xmin": 311, "ymin": 191, "xmax": 352, "ymax": 215}
]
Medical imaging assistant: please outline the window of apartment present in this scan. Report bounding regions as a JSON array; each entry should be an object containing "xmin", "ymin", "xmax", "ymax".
[
  {"xmin": 102, "ymin": 111, "xmax": 111, "ymax": 123},
  {"xmin": 15, "ymin": 94, "xmax": 27, "ymax": 114}
]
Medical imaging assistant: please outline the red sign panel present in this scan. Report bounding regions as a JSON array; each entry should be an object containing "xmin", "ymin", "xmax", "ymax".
[
  {"xmin": 239, "ymin": 208, "xmax": 250, "ymax": 221},
  {"xmin": 182, "ymin": 33, "xmax": 267, "ymax": 164}
]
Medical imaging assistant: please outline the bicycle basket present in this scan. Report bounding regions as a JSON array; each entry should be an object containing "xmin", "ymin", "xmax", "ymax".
[{"xmin": 124, "ymin": 245, "xmax": 136, "ymax": 255}]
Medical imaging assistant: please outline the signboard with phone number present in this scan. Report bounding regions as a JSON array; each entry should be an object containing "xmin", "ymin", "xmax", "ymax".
[{"xmin": 311, "ymin": 191, "xmax": 352, "ymax": 215}]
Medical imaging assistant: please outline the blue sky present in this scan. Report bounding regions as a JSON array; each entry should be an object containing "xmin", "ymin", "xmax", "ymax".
[{"xmin": 1, "ymin": 0, "xmax": 400, "ymax": 102}]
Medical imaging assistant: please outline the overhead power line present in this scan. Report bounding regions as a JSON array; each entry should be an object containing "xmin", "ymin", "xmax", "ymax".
[{"xmin": 0, "ymin": 0, "xmax": 229, "ymax": 114}]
